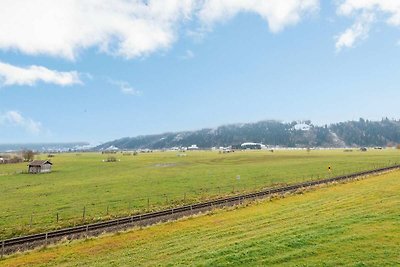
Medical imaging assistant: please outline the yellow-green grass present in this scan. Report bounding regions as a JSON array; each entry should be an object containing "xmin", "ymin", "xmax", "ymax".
[
  {"xmin": 0, "ymin": 149, "xmax": 399, "ymax": 240},
  {"xmin": 2, "ymin": 169, "xmax": 400, "ymax": 266}
]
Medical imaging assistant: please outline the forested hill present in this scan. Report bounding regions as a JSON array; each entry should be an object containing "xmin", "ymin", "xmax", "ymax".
[
  {"xmin": 97, "ymin": 119, "xmax": 400, "ymax": 150},
  {"xmin": 330, "ymin": 118, "xmax": 400, "ymax": 147}
]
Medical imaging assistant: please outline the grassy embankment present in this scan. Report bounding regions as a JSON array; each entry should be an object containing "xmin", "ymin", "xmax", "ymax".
[
  {"xmin": 2, "ymin": 168, "xmax": 400, "ymax": 266},
  {"xmin": 0, "ymin": 149, "xmax": 399, "ymax": 239}
]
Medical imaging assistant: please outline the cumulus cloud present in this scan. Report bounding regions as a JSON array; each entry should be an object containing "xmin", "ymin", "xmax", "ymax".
[
  {"xmin": 0, "ymin": 0, "xmax": 195, "ymax": 60},
  {"xmin": 198, "ymin": 0, "xmax": 319, "ymax": 32},
  {"xmin": 108, "ymin": 79, "xmax": 141, "ymax": 95},
  {"xmin": 336, "ymin": 0, "xmax": 400, "ymax": 50},
  {"xmin": 0, "ymin": 111, "xmax": 42, "ymax": 134},
  {"xmin": 0, "ymin": 0, "xmax": 318, "ymax": 60},
  {"xmin": 0, "ymin": 61, "xmax": 82, "ymax": 86}
]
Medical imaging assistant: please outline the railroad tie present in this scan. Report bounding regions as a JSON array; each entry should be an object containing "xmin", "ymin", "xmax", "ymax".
[
  {"xmin": 2, "ymin": 165, "xmax": 399, "ymax": 256},
  {"xmin": 1, "ymin": 240, "xmax": 4, "ymax": 259}
]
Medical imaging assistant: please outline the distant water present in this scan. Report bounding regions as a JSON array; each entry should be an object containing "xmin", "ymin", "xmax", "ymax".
[{"xmin": 0, "ymin": 142, "xmax": 91, "ymax": 152}]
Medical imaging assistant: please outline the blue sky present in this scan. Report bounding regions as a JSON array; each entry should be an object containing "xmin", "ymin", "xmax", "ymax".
[{"xmin": 0, "ymin": 0, "xmax": 400, "ymax": 144}]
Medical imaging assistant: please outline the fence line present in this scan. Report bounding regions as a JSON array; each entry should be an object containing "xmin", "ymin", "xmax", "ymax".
[{"xmin": 0, "ymin": 161, "xmax": 398, "ymax": 240}]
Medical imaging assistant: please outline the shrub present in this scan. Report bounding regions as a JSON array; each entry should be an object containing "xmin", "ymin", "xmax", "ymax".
[
  {"xmin": 21, "ymin": 150, "xmax": 35, "ymax": 162},
  {"xmin": 105, "ymin": 156, "xmax": 117, "ymax": 162}
]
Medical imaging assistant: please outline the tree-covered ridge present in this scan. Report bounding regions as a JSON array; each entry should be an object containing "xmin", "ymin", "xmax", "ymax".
[
  {"xmin": 97, "ymin": 119, "xmax": 400, "ymax": 149},
  {"xmin": 330, "ymin": 118, "xmax": 400, "ymax": 147}
]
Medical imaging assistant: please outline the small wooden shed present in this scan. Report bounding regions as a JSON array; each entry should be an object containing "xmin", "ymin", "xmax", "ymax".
[{"xmin": 28, "ymin": 160, "xmax": 53, "ymax": 174}]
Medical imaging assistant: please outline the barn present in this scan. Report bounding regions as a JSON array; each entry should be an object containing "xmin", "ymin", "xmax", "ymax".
[
  {"xmin": 241, "ymin": 142, "xmax": 263, "ymax": 150},
  {"xmin": 28, "ymin": 160, "xmax": 53, "ymax": 174}
]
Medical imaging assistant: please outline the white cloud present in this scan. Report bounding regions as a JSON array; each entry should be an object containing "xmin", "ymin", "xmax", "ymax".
[
  {"xmin": 0, "ymin": 0, "xmax": 318, "ymax": 60},
  {"xmin": 0, "ymin": 0, "xmax": 195, "ymax": 60},
  {"xmin": 0, "ymin": 111, "xmax": 42, "ymax": 134},
  {"xmin": 198, "ymin": 0, "xmax": 319, "ymax": 32},
  {"xmin": 335, "ymin": 12, "xmax": 375, "ymax": 50},
  {"xmin": 338, "ymin": 0, "xmax": 400, "ymax": 26},
  {"xmin": 336, "ymin": 0, "xmax": 400, "ymax": 50},
  {"xmin": 0, "ymin": 61, "xmax": 82, "ymax": 86},
  {"xmin": 108, "ymin": 79, "xmax": 141, "ymax": 95}
]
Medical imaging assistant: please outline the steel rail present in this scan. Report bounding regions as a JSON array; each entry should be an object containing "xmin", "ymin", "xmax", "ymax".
[{"xmin": 1, "ymin": 164, "xmax": 399, "ymax": 255}]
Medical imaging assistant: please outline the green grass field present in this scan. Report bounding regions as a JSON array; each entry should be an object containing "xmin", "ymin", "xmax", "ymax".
[
  {"xmin": 0, "ymin": 149, "xmax": 399, "ymax": 240},
  {"xmin": 2, "ymin": 168, "xmax": 399, "ymax": 266}
]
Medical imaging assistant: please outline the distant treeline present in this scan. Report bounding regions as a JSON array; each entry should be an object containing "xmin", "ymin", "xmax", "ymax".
[
  {"xmin": 97, "ymin": 118, "xmax": 400, "ymax": 150},
  {"xmin": 330, "ymin": 118, "xmax": 400, "ymax": 147}
]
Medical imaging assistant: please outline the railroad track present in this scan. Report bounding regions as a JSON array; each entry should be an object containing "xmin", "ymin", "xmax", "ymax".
[{"xmin": 1, "ymin": 164, "xmax": 399, "ymax": 257}]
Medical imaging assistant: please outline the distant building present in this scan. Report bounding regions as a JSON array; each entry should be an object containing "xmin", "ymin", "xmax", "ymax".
[
  {"xmin": 0, "ymin": 155, "xmax": 23, "ymax": 164},
  {"xmin": 241, "ymin": 142, "xmax": 263, "ymax": 150},
  {"xmin": 187, "ymin": 144, "xmax": 199, "ymax": 150},
  {"xmin": 293, "ymin": 123, "xmax": 311, "ymax": 131},
  {"xmin": 28, "ymin": 160, "xmax": 53, "ymax": 174}
]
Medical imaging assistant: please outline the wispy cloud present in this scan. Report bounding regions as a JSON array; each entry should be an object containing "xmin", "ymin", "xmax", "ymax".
[
  {"xmin": 336, "ymin": 0, "xmax": 400, "ymax": 50},
  {"xmin": 180, "ymin": 49, "xmax": 195, "ymax": 60},
  {"xmin": 186, "ymin": 28, "xmax": 208, "ymax": 43},
  {"xmin": 0, "ymin": 0, "xmax": 319, "ymax": 60},
  {"xmin": 108, "ymin": 79, "xmax": 141, "ymax": 96},
  {"xmin": 0, "ymin": 111, "xmax": 42, "ymax": 134},
  {"xmin": 335, "ymin": 12, "xmax": 375, "ymax": 51},
  {"xmin": 0, "ymin": 61, "xmax": 82, "ymax": 86}
]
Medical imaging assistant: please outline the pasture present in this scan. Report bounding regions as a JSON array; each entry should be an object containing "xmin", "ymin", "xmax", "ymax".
[
  {"xmin": 2, "ymin": 167, "xmax": 399, "ymax": 266},
  {"xmin": 0, "ymin": 149, "xmax": 399, "ymax": 239}
]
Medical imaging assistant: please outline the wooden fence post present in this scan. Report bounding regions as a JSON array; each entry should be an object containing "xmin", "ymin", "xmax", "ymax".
[
  {"xmin": 147, "ymin": 198, "xmax": 150, "ymax": 212},
  {"xmin": 83, "ymin": 206, "xmax": 86, "ymax": 222},
  {"xmin": 30, "ymin": 214, "xmax": 33, "ymax": 228},
  {"xmin": 106, "ymin": 205, "xmax": 109, "ymax": 215},
  {"xmin": 1, "ymin": 240, "xmax": 4, "ymax": 259},
  {"xmin": 56, "ymin": 213, "xmax": 59, "ymax": 223},
  {"xmin": 45, "ymin": 233, "xmax": 48, "ymax": 246}
]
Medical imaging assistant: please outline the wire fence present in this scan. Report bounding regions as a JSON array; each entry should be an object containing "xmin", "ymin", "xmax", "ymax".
[{"xmin": 0, "ymin": 161, "xmax": 398, "ymax": 240}]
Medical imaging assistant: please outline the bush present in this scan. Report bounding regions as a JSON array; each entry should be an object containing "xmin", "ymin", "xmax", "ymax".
[
  {"xmin": 22, "ymin": 150, "xmax": 35, "ymax": 162},
  {"xmin": 105, "ymin": 156, "xmax": 117, "ymax": 162}
]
